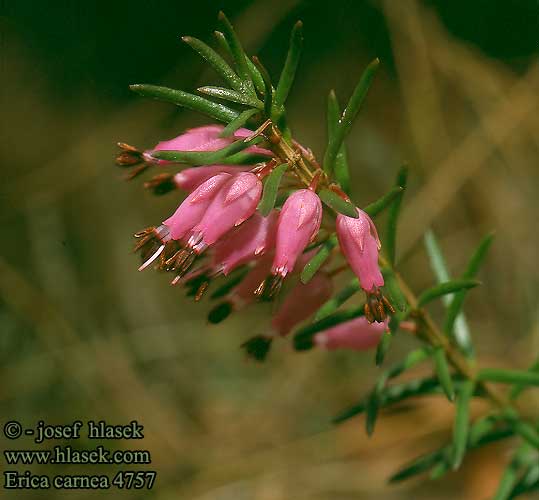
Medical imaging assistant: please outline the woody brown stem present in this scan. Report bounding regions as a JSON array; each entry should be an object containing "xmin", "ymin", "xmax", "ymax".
[{"xmin": 379, "ymin": 254, "xmax": 509, "ymax": 410}]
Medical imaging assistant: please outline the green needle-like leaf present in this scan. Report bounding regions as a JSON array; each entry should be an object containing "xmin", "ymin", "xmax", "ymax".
[
  {"xmin": 252, "ymin": 56, "xmax": 273, "ymax": 118},
  {"xmin": 371, "ymin": 348, "xmax": 431, "ymax": 407},
  {"xmin": 215, "ymin": 30, "xmax": 266, "ymax": 95},
  {"xmin": 217, "ymin": 151, "xmax": 270, "ymax": 165},
  {"xmin": 218, "ymin": 12, "xmax": 255, "ymax": 94},
  {"xmin": 274, "ymin": 21, "xmax": 303, "ymax": 108},
  {"xmin": 478, "ymin": 368, "xmax": 539, "ymax": 387},
  {"xmin": 314, "ymin": 276, "xmax": 359, "ymax": 321},
  {"xmin": 381, "ymin": 267, "xmax": 408, "ymax": 312},
  {"xmin": 129, "ymin": 84, "xmax": 239, "ymax": 123},
  {"xmin": 293, "ymin": 307, "xmax": 363, "ymax": 351},
  {"xmin": 513, "ymin": 421, "xmax": 539, "ymax": 450},
  {"xmin": 452, "ymin": 380, "xmax": 475, "ymax": 469},
  {"xmin": 365, "ymin": 391, "xmax": 379, "ymax": 436},
  {"xmin": 433, "ymin": 346, "xmax": 455, "ymax": 401},
  {"xmin": 386, "ymin": 348, "xmax": 431, "ymax": 380},
  {"xmin": 444, "ymin": 233, "xmax": 494, "ymax": 339},
  {"xmin": 182, "ymin": 36, "xmax": 243, "ymax": 92},
  {"xmin": 510, "ymin": 359, "xmax": 539, "ymax": 400},
  {"xmin": 318, "ymin": 189, "xmax": 359, "ymax": 218},
  {"xmin": 257, "ymin": 163, "xmax": 288, "ymax": 216},
  {"xmin": 197, "ymin": 86, "xmax": 263, "ymax": 108},
  {"xmin": 220, "ymin": 108, "xmax": 259, "ymax": 137},
  {"xmin": 429, "ymin": 460, "xmax": 450, "ymax": 480},
  {"xmin": 390, "ymin": 418, "xmax": 513, "ymax": 483},
  {"xmin": 375, "ymin": 331, "xmax": 392, "ymax": 366},
  {"xmin": 385, "ymin": 165, "xmax": 408, "ymax": 266},
  {"xmin": 417, "ymin": 279, "xmax": 480, "ymax": 307},
  {"xmin": 495, "ymin": 464, "xmax": 520, "ymax": 500},
  {"xmin": 301, "ymin": 236, "xmax": 338, "ymax": 284},
  {"xmin": 424, "ymin": 229, "xmax": 451, "ymax": 282},
  {"xmin": 467, "ymin": 415, "xmax": 498, "ymax": 446},
  {"xmin": 424, "ymin": 229, "xmax": 474, "ymax": 357},
  {"xmin": 327, "ymin": 90, "xmax": 351, "ymax": 193},
  {"xmin": 494, "ymin": 444, "xmax": 533, "ymax": 500},
  {"xmin": 333, "ymin": 376, "xmax": 441, "ymax": 424},
  {"xmin": 323, "ymin": 58, "xmax": 379, "ymax": 175},
  {"xmin": 389, "ymin": 449, "xmax": 445, "ymax": 483},
  {"xmin": 509, "ymin": 462, "xmax": 539, "ymax": 498},
  {"xmin": 151, "ymin": 136, "xmax": 263, "ymax": 165},
  {"xmin": 363, "ymin": 185, "xmax": 404, "ymax": 218}
]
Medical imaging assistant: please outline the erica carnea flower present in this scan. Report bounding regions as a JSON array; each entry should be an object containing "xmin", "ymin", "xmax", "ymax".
[
  {"xmin": 134, "ymin": 172, "xmax": 231, "ymax": 272},
  {"xmin": 314, "ymin": 316, "xmax": 389, "ymax": 351},
  {"xmin": 133, "ymin": 224, "xmax": 172, "ymax": 271},
  {"xmin": 271, "ymin": 273, "xmax": 333, "ymax": 337},
  {"xmin": 208, "ymin": 255, "xmax": 274, "ymax": 324},
  {"xmin": 188, "ymin": 172, "xmax": 263, "ymax": 252},
  {"xmin": 143, "ymin": 166, "xmax": 251, "ymax": 196},
  {"xmin": 256, "ymin": 189, "xmax": 322, "ymax": 298},
  {"xmin": 242, "ymin": 271, "xmax": 333, "ymax": 360},
  {"xmin": 336, "ymin": 208, "xmax": 382, "ymax": 290},
  {"xmin": 116, "ymin": 125, "xmax": 272, "ymax": 178},
  {"xmin": 172, "ymin": 165, "xmax": 251, "ymax": 192},
  {"xmin": 336, "ymin": 207, "xmax": 394, "ymax": 322},
  {"xmin": 211, "ymin": 211, "xmax": 278, "ymax": 276},
  {"xmin": 117, "ymin": 20, "xmax": 524, "ymax": 490},
  {"xmin": 163, "ymin": 173, "xmax": 232, "ymax": 242}
]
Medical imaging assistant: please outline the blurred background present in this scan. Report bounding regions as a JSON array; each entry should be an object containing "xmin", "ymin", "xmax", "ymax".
[{"xmin": 1, "ymin": 0, "xmax": 538, "ymax": 498}]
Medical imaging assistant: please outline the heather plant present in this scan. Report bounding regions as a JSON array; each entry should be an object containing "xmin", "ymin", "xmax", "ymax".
[{"xmin": 115, "ymin": 13, "xmax": 539, "ymax": 498}]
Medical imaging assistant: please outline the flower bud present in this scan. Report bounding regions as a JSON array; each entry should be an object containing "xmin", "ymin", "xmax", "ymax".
[
  {"xmin": 271, "ymin": 273, "xmax": 333, "ymax": 337},
  {"xmin": 162, "ymin": 172, "xmax": 232, "ymax": 241},
  {"xmin": 314, "ymin": 316, "xmax": 389, "ymax": 351},
  {"xmin": 228, "ymin": 255, "xmax": 273, "ymax": 309},
  {"xmin": 272, "ymin": 189, "xmax": 323, "ymax": 279},
  {"xmin": 188, "ymin": 172, "xmax": 263, "ymax": 253},
  {"xmin": 336, "ymin": 208, "xmax": 384, "ymax": 292},
  {"xmin": 208, "ymin": 254, "xmax": 273, "ymax": 324}
]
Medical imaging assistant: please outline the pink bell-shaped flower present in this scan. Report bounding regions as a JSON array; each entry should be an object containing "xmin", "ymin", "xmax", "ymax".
[
  {"xmin": 145, "ymin": 125, "xmax": 272, "ymax": 164},
  {"xmin": 271, "ymin": 273, "xmax": 333, "ymax": 337},
  {"xmin": 117, "ymin": 124, "xmax": 272, "ymax": 179},
  {"xmin": 211, "ymin": 211, "xmax": 278, "ymax": 276},
  {"xmin": 174, "ymin": 165, "xmax": 251, "ymax": 192},
  {"xmin": 143, "ymin": 165, "xmax": 250, "ymax": 196},
  {"xmin": 135, "ymin": 172, "xmax": 231, "ymax": 273},
  {"xmin": 336, "ymin": 207, "xmax": 383, "ymax": 292},
  {"xmin": 242, "ymin": 271, "xmax": 333, "ymax": 361},
  {"xmin": 336, "ymin": 207, "xmax": 394, "ymax": 322},
  {"xmin": 189, "ymin": 172, "xmax": 263, "ymax": 253},
  {"xmin": 229, "ymin": 255, "xmax": 274, "ymax": 310},
  {"xmin": 314, "ymin": 316, "xmax": 389, "ymax": 351},
  {"xmin": 257, "ymin": 189, "xmax": 322, "ymax": 298},
  {"xmin": 208, "ymin": 255, "xmax": 274, "ymax": 324},
  {"xmin": 162, "ymin": 172, "xmax": 232, "ymax": 241}
]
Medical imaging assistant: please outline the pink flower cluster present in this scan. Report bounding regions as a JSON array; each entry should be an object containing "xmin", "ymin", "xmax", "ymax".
[{"xmin": 118, "ymin": 124, "xmax": 392, "ymax": 357}]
